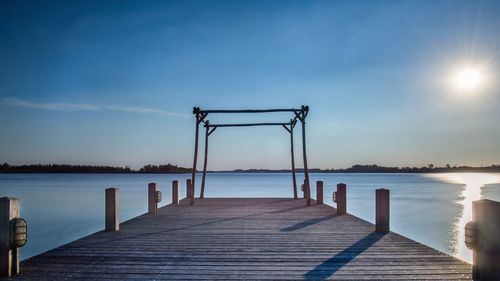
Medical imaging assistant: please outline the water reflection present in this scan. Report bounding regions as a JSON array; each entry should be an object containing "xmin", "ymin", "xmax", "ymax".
[{"xmin": 428, "ymin": 173, "xmax": 500, "ymax": 262}]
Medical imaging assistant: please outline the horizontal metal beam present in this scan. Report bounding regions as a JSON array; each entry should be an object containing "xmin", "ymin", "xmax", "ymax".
[
  {"xmin": 205, "ymin": 122, "xmax": 290, "ymax": 128},
  {"xmin": 199, "ymin": 109, "xmax": 299, "ymax": 114}
]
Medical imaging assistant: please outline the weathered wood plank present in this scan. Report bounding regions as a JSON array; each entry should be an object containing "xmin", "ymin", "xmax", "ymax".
[{"xmin": 9, "ymin": 198, "xmax": 471, "ymax": 280}]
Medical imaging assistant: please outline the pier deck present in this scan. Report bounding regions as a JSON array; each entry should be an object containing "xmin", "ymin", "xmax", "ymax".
[{"xmin": 10, "ymin": 198, "xmax": 471, "ymax": 280}]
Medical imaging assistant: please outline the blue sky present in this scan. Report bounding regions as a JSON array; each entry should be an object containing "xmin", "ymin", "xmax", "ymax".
[{"xmin": 1, "ymin": 0, "xmax": 499, "ymax": 170}]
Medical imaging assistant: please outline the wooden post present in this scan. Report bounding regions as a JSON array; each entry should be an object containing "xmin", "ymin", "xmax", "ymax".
[
  {"xmin": 105, "ymin": 188, "xmax": 119, "ymax": 231},
  {"xmin": 191, "ymin": 112, "xmax": 200, "ymax": 202},
  {"xmin": 0, "ymin": 197, "xmax": 20, "ymax": 277},
  {"xmin": 186, "ymin": 179, "xmax": 194, "ymax": 205},
  {"xmin": 302, "ymin": 179, "xmax": 306, "ymax": 199},
  {"xmin": 148, "ymin": 183, "xmax": 157, "ymax": 214},
  {"xmin": 298, "ymin": 106, "xmax": 311, "ymax": 206},
  {"xmin": 336, "ymin": 183, "xmax": 346, "ymax": 215},
  {"xmin": 470, "ymin": 199, "xmax": 500, "ymax": 280},
  {"xmin": 186, "ymin": 179, "xmax": 191, "ymax": 199},
  {"xmin": 301, "ymin": 120, "xmax": 310, "ymax": 206},
  {"xmin": 189, "ymin": 182, "xmax": 194, "ymax": 205},
  {"xmin": 316, "ymin": 181, "xmax": 323, "ymax": 204},
  {"xmin": 376, "ymin": 188, "xmax": 390, "ymax": 234},
  {"xmin": 191, "ymin": 108, "xmax": 206, "ymax": 202},
  {"xmin": 290, "ymin": 122, "xmax": 298, "ymax": 199},
  {"xmin": 200, "ymin": 124, "xmax": 209, "ymax": 199},
  {"xmin": 304, "ymin": 181, "xmax": 311, "ymax": 205},
  {"xmin": 172, "ymin": 180, "xmax": 179, "ymax": 205}
]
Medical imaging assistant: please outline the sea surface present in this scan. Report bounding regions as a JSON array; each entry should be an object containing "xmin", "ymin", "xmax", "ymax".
[{"xmin": 1, "ymin": 172, "xmax": 500, "ymax": 263}]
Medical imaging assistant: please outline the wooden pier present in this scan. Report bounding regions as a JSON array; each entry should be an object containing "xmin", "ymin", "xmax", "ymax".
[{"xmin": 6, "ymin": 197, "xmax": 471, "ymax": 280}]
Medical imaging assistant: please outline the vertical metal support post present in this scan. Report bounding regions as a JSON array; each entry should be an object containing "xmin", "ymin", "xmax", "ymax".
[
  {"xmin": 376, "ymin": 188, "xmax": 390, "ymax": 234},
  {"xmin": 0, "ymin": 197, "xmax": 20, "ymax": 277},
  {"xmin": 290, "ymin": 122, "xmax": 298, "ymax": 199},
  {"xmin": 148, "ymin": 183, "xmax": 157, "ymax": 214},
  {"xmin": 336, "ymin": 183, "xmax": 346, "ymax": 215},
  {"xmin": 316, "ymin": 181, "xmax": 323, "ymax": 204},
  {"xmin": 470, "ymin": 199, "xmax": 500, "ymax": 280},
  {"xmin": 200, "ymin": 124, "xmax": 209, "ymax": 199},
  {"xmin": 105, "ymin": 188, "xmax": 119, "ymax": 231},
  {"xmin": 172, "ymin": 180, "xmax": 179, "ymax": 205}
]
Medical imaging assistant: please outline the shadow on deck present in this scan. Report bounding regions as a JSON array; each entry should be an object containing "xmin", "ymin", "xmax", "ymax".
[{"xmin": 10, "ymin": 198, "xmax": 471, "ymax": 281}]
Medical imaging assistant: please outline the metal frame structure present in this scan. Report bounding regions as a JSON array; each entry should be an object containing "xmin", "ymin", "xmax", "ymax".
[{"xmin": 191, "ymin": 105, "xmax": 311, "ymax": 206}]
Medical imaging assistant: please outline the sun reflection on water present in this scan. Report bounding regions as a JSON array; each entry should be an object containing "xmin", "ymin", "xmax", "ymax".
[{"xmin": 428, "ymin": 173, "xmax": 500, "ymax": 262}]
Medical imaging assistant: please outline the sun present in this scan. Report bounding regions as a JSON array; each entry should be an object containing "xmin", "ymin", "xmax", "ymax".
[
  {"xmin": 452, "ymin": 66, "xmax": 483, "ymax": 91},
  {"xmin": 445, "ymin": 61, "xmax": 494, "ymax": 98}
]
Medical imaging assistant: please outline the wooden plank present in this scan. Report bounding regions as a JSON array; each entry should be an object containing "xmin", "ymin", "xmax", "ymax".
[{"xmin": 12, "ymin": 198, "xmax": 471, "ymax": 280}]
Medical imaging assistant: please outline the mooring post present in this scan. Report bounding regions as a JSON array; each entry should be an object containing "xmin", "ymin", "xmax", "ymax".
[
  {"xmin": 376, "ymin": 188, "xmax": 390, "ymax": 234},
  {"xmin": 189, "ymin": 182, "xmax": 194, "ymax": 205},
  {"xmin": 316, "ymin": 181, "xmax": 323, "ymax": 204},
  {"xmin": 105, "ymin": 188, "xmax": 119, "ymax": 231},
  {"xmin": 305, "ymin": 181, "xmax": 311, "ymax": 205},
  {"xmin": 186, "ymin": 179, "xmax": 194, "ymax": 205},
  {"xmin": 465, "ymin": 199, "xmax": 500, "ymax": 280},
  {"xmin": 0, "ymin": 197, "xmax": 20, "ymax": 277},
  {"xmin": 172, "ymin": 180, "xmax": 179, "ymax": 205},
  {"xmin": 302, "ymin": 179, "xmax": 306, "ymax": 199},
  {"xmin": 336, "ymin": 183, "xmax": 347, "ymax": 215},
  {"xmin": 148, "ymin": 183, "xmax": 158, "ymax": 214},
  {"xmin": 186, "ymin": 179, "xmax": 191, "ymax": 199}
]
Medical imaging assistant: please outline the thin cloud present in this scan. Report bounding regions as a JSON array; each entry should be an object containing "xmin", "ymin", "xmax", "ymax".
[
  {"xmin": 0, "ymin": 98, "xmax": 187, "ymax": 118},
  {"xmin": 1, "ymin": 98, "xmax": 100, "ymax": 111},
  {"xmin": 100, "ymin": 104, "xmax": 184, "ymax": 117}
]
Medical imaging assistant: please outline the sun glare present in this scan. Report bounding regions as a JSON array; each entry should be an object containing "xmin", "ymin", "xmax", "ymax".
[
  {"xmin": 450, "ymin": 66, "xmax": 486, "ymax": 93},
  {"xmin": 427, "ymin": 173, "xmax": 500, "ymax": 262}
]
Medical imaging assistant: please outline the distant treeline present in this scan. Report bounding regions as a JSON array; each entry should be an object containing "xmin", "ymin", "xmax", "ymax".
[
  {"xmin": 1, "ymin": 163, "xmax": 500, "ymax": 174},
  {"xmin": 224, "ymin": 164, "xmax": 500, "ymax": 173},
  {"xmin": 0, "ymin": 163, "xmax": 191, "ymax": 173},
  {"xmin": 138, "ymin": 164, "xmax": 191, "ymax": 173}
]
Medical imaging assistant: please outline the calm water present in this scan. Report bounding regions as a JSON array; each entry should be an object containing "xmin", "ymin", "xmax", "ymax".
[{"xmin": 1, "ymin": 172, "xmax": 499, "ymax": 263}]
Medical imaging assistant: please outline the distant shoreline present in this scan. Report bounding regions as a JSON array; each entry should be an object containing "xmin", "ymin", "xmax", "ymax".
[
  {"xmin": 1, "ymin": 163, "xmax": 500, "ymax": 174},
  {"xmin": 1, "ymin": 171, "xmax": 499, "ymax": 174}
]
